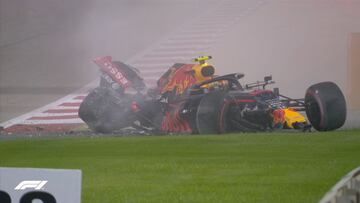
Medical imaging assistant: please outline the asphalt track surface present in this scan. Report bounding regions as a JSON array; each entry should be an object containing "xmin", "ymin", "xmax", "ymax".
[{"xmin": 1, "ymin": 0, "xmax": 360, "ymax": 135}]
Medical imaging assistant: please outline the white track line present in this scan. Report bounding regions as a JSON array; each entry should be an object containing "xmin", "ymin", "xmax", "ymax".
[
  {"xmin": 139, "ymin": 68, "xmax": 167, "ymax": 74},
  {"xmin": 132, "ymin": 63, "xmax": 174, "ymax": 69},
  {"xmin": 21, "ymin": 118, "xmax": 84, "ymax": 125},
  {"xmin": 30, "ymin": 113, "xmax": 79, "ymax": 117},
  {"xmin": 0, "ymin": 94, "xmax": 84, "ymax": 128},
  {"xmin": 46, "ymin": 106, "xmax": 79, "ymax": 110}
]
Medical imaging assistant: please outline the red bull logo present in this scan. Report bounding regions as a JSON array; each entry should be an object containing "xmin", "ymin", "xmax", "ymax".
[{"xmin": 161, "ymin": 64, "xmax": 197, "ymax": 95}]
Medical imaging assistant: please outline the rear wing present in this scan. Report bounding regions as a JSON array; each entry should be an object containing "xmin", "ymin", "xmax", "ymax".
[{"xmin": 93, "ymin": 56, "xmax": 131, "ymax": 89}]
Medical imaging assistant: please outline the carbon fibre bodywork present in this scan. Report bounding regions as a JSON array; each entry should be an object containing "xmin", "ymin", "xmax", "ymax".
[{"xmin": 79, "ymin": 56, "xmax": 347, "ymax": 134}]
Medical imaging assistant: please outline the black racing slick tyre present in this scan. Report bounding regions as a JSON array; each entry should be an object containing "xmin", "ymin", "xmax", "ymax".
[
  {"xmin": 305, "ymin": 82, "xmax": 346, "ymax": 131},
  {"xmin": 196, "ymin": 91, "xmax": 230, "ymax": 134}
]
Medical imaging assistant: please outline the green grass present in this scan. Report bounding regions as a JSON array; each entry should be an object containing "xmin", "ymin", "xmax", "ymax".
[{"xmin": 1, "ymin": 130, "xmax": 360, "ymax": 203}]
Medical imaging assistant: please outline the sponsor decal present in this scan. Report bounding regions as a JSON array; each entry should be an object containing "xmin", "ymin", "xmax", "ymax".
[
  {"xmin": 0, "ymin": 168, "xmax": 81, "ymax": 203},
  {"xmin": 94, "ymin": 56, "xmax": 131, "ymax": 88},
  {"xmin": 14, "ymin": 181, "xmax": 48, "ymax": 190}
]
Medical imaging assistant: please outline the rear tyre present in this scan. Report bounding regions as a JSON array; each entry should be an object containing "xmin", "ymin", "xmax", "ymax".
[
  {"xmin": 305, "ymin": 82, "xmax": 346, "ymax": 131},
  {"xmin": 196, "ymin": 92, "xmax": 230, "ymax": 134}
]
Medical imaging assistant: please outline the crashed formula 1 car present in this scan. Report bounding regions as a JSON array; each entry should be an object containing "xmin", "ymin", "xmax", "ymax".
[{"xmin": 79, "ymin": 55, "xmax": 346, "ymax": 134}]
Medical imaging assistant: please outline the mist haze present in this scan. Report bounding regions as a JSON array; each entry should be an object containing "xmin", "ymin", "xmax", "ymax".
[
  {"xmin": 211, "ymin": 0, "xmax": 360, "ymax": 99},
  {"xmin": 1, "ymin": 0, "xmax": 360, "ymax": 125},
  {"xmin": 0, "ymin": 0, "xmax": 212, "ymax": 121}
]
